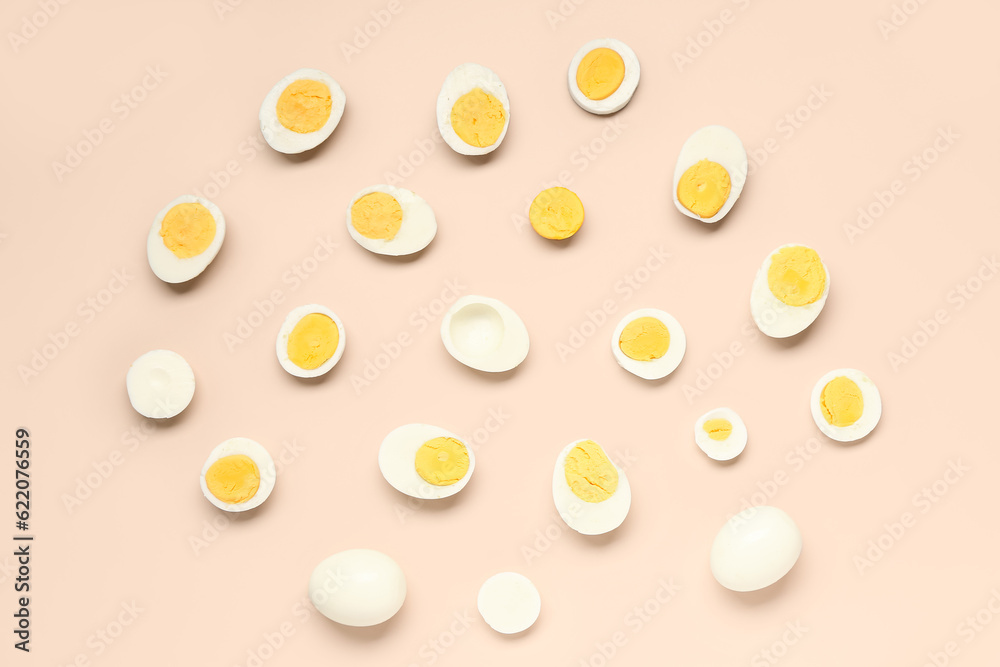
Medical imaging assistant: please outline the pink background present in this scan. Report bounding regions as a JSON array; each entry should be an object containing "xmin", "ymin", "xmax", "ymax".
[{"xmin": 4, "ymin": 0, "xmax": 1000, "ymax": 664}]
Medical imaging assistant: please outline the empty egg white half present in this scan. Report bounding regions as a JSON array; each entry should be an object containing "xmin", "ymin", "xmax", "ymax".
[
  {"xmin": 126, "ymin": 349, "xmax": 195, "ymax": 419},
  {"xmin": 611, "ymin": 308, "xmax": 686, "ymax": 380},
  {"xmin": 672, "ymin": 126, "xmax": 747, "ymax": 224},
  {"xmin": 259, "ymin": 68, "xmax": 346, "ymax": 154},
  {"xmin": 750, "ymin": 243, "xmax": 830, "ymax": 338},
  {"xmin": 710, "ymin": 505, "xmax": 802, "ymax": 592},
  {"xmin": 568, "ymin": 38, "xmax": 640, "ymax": 115},
  {"xmin": 309, "ymin": 549, "xmax": 406, "ymax": 627},
  {"xmin": 552, "ymin": 439, "xmax": 631, "ymax": 536},
  {"xmin": 810, "ymin": 368, "xmax": 882, "ymax": 442},
  {"xmin": 478, "ymin": 572, "xmax": 541, "ymax": 635},
  {"xmin": 147, "ymin": 195, "xmax": 225, "ymax": 284},
  {"xmin": 694, "ymin": 407, "xmax": 747, "ymax": 461},
  {"xmin": 276, "ymin": 304, "xmax": 346, "ymax": 378},
  {"xmin": 378, "ymin": 423, "xmax": 475, "ymax": 500},
  {"xmin": 436, "ymin": 63, "xmax": 510, "ymax": 156},
  {"xmin": 441, "ymin": 295, "xmax": 529, "ymax": 372},
  {"xmin": 346, "ymin": 184, "xmax": 436, "ymax": 256},
  {"xmin": 199, "ymin": 437, "xmax": 276, "ymax": 512}
]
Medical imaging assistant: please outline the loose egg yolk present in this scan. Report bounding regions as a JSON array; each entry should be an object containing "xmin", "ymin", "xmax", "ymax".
[
  {"xmin": 450, "ymin": 88, "xmax": 505, "ymax": 148},
  {"xmin": 677, "ymin": 159, "xmax": 731, "ymax": 218},
  {"xmin": 619, "ymin": 317, "xmax": 670, "ymax": 361},
  {"xmin": 821, "ymin": 376, "xmax": 864, "ymax": 427},
  {"xmin": 205, "ymin": 454, "xmax": 260, "ymax": 504},
  {"xmin": 287, "ymin": 313, "xmax": 339, "ymax": 370},
  {"xmin": 414, "ymin": 437, "xmax": 470, "ymax": 486},
  {"xmin": 351, "ymin": 192, "xmax": 403, "ymax": 240},
  {"xmin": 276, "ymin": 79, "xmax": 332, "ymax": 134},
  {"xmin": 767, "ymin": 246, "xmax": 827, "ymax": 307},
  {"xmin": 704, "ymin": 418, "xmax": 733, "ymax": 441},
  {"xmin": 160, "ymin": 203, "xmax": 216, "ymax": 259},
  {"xmin": 528, "ymin": 187, "xmax": 585, "ymax": 240},
  {"xmin": 576, "ymin": 48, "xmax": 626, "ymax": 101},
  {"xmin": 564, "ymin": 440, "xmax": 619, "ymax": 503}
]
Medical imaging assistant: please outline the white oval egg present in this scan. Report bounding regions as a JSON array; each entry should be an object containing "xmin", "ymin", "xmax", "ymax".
[
  {"xmin": 810, "ymin": 368, "xmax": 882, "ymax": 442},
  {"xmin": 126, "ymin": 349, "xmax": 195, "ymax": 419},
  {"xmin": 309, "ymin": 549, "xmax": 406, "ymax": 627},
  {"xmin": 378, "ymin": 424, "xmax": 475, "ymax": 500},
  {"xmin": 710, "ymin": 506, "xmax": 802, "ymax": 592},
  {"xmin": 672, "ymin": 125, "xmax": 747, "ymax": 224},
  {"xmin": 611, "ymin": 308, "xmax": 686, "ymax": 380},
  {"xmin": 750, "ymin": 243, "xmax": 830, "ymax": 338},
  {"xmin": 552, "ymin": 439, "xmax": 630, "ymax": 536},
  {"xmin": 478, "ymin": 572, "xmax": 541, "ymax": 635},
  {"xmin": 276, "ymin": 304, "xmax": 346, "ymax": 378},
  {"xmin": 259, "ymin": 68, "xmax": 346, "ymax": 154},
  {"xmin": 436, "ymin": 63, "xmax": 510, "ymax": 156},
  {"xmin": 567, "ymin": 38, "xmax": 640, "ymax": 115},
  {"xmin": 346, "ymin": 184, "xmax": 436, "ymax": 256},
  {"xmin": 440, "ymin": 295, "xmax": 529, "ymax": 372},
  {"xmin": 147, "ymin": 195, "xmax": 225, "ymax": 283},
  {"xmin": 694, "ymin": 407, "xmax": 747, "ymax": 461},
  {"xmin": 199, "ymin": 437, "xmax": 276, "ymax": 512}
]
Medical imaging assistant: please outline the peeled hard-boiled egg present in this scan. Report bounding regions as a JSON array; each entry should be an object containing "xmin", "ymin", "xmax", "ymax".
[
  {"xmin": 346, "ymin": 184, "xmax": 436, "ymax": 256},
  {"xmin": 750, "ymin": 244, "xmax": 830, "ymax": 338},
  {"xmin": 126, "ymin": 349, "xmax": 195, "ymax": 419},
  {"xmin": 200, "ymin": 437, "xmax": 276, "ymax": 512},
  {"xmin": 552, "ymin": 439, "xmax": 630, "ymax": 535},
  {"xmin": 478, "ymin": 572, "xmax": 541, "ymax": 635},
  {"xmin": 276, "ymin": 304, "xmax": 346, "ymax": 378},
  {"xmin": 568, "ymin": 38, "xmax": 640, "ymax": 115},
  {"xmin": 529, "ymin": 186, "xmax": 584, "ymax": 240},
  {"xmin": 147, "ymin": 195, "xmax": 225, "ymax": 283},
  {"xmin": 611, "ymin": 308, "xmax": 686, "ymax": 380},
  {"xmin": 710, "ymin": 506, "xmax": 802, "ymax": 592},
  {"xmin": 309, "ymin": 549, "xmax": 406, "ymax": 627},
  {"xmin": 694, "ymin": 408, "xmax": 747, "ymax": 461},
  {"xmin": 378, "ymin": 424, "xmax": 475, "ymax": 500},
  {"xmin": 441, "ymin": 295, "xmax": 529, "ymax": 372},
  {"xmin": 437, "ymin": 63, "xmax": 510, "ymax": 156},
  {"xmin": 672, "ymin": 126, "xmax": 747, "ymax": 223},
  {"xmin": 810, "ymin": 368, "xmax": 882, "ymax": 442},
  {"xmin": 259, "ymin": 68, "xmax": 346, "ymax": 154}
]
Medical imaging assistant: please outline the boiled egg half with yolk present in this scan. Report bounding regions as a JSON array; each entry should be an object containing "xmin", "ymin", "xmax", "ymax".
[
  {"xmin": 346, "ymin": 184, "xmax": 437, "ymax": 256},
  {"xmin": 552, "ymin": 439, "xmax": 631, "ymax": 535},
  {"xmin": 568, "ymin": 38, "xmax": 640, "ymax": 115},
  {"xmin": 672, "ymin": 126, "xmax": 747, "ymax": 223},
  {"xmin": 441, "ymin": 295, "xmax": 529, "ymax": 372},
  {"xmin": 810, "ymin": 368, "xmax": 882, "ymax": 442},
  {"xmin": 437, "ymin": 63, "xmax": 510, "ymax": 156},
  {"xmin": 750, "ymin": 244, "xmax": 830, "ymax": 338},
  {"xmin": 200, "ymin": 437, "xmax": 276, "ymax": 512},
  {"xmin": 276, "ymin": 304, "xmax": 346, "ymax": 378},
  {"xmin": 694, "ymin": 407, "xmax": 747, "ymax": 461},
  {"xmin": 259, "ymin": 68, "xmax": 346, "ymax": 154},
  {"xmin": 147, "ymin": 195, "xmax": 225, "ymax": 283},
  {"xmin": 611, "ymin": 308, "xmax": 686, "ymax": 380},
  {"xmin": 378, "ymin": 424, "xmax": 475, "ymax": 499}
]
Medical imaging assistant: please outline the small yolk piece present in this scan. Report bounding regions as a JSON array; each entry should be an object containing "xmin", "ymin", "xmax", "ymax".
[
  {"xmin": 821, "ymin": 376, "xmax": 864, "ymax": 427},
  {"xmin": 415, "ymin": 437, "xmax": 470, "ymax": 486},
  {"xmin": 205, "ymin": 454, "xmax": 260, "ymax": 504},
  {"xmin": 677, "ymin": 159, "xmax": 731, "ymax": 218},
  {"xmin": 287, "ymin": 313, "xmax": 339, "ymax": 370},
  {"xmin": 528, "ymin": 187, "xmax": 585, "ymax": 240},
  {"xmin": 351, "ymin": 192, "xmax": 403, "ymax": 240},
  {"xmin": 160, "ymin": 203, "xmax": 215, "ymax": 259},
  {"xmin": 276, "ymin": 79, "xmax": 332, "ymax": 134},
  {"xmin": 767, "ymin": 246, "xmax": 827, "ymax": 307},
  {"xmin": 619, "ymin": 317, "xmax": 670, "ymax": 361},
  {"xmin": 703, "ymin": 418, "xmax": 733, "ymax": 441},
  {"xmin": 564, "ymin": 440, "xmax": 619, "ymax": 503},
  {"xmin": 576, "ymin": 47, "xmax": 626, "ymax": 101},
  {"xmin": 450, "ymin": 88, "xmax": 505, "ymax": 148}
]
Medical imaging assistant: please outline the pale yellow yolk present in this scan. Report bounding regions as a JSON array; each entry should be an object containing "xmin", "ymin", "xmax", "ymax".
[
  {"xmin": 450, "ymin": 88, "xmax": 505, "ymax": 148},
  {"xmin": 576, "ymin": 48, "xmax": 626, "ymax": 100},
  {"xmin": 414, "ymin": 437, "xmax": 470, "ymax": 486},
  {"xmin": 287, "ymin": 313, "xmax": 339, "ymax": 370},
  {"xmin": 564, "ymin": 440, "xmax": 619, "ymax": 503},
  {"xmin": 703, "ymin": 418, "xmax": 733, "ymax": 441},
  {"xmin": 205, "ymin": 455, "xmax": 260, "ymax": 504},
  {"xmin": 677, "ymin": 160, "xmax": 731, "ymax": 218},
  {"xmin": 767, "ymin": 246, "xmax": 827, "ymax": 307},
  {"xmin": 276, "ymin": 79, "xmax": 332, "ymax": 134},
  {"xmin": 160, "ymin": 203, "xmax": 216, "ymax": 259},
  {"xmin": 528, "ymin": 187, "xmax": 585, "ymax": 240},
  {"xmin": 619, "ymin": 317, "xmax": 670, "ymax": 361},
  {"xmin": 351, "ymin": 192, "xmax": 403, "ymax": 240},
  {"xmin": 821, "ymin": 376, "xmax": 864, "ymax": 427}
]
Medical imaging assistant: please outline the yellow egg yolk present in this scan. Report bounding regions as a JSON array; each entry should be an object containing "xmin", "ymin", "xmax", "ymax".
[
  {"xmin": 286, "ymin": 313, "xmax": 339, "ymax": 370},
  {"xmin": 351, "ymin": 192, "xmax": 403, "ymax": 240},
  {"xmin": 205, "ymin": 454, "xmax": 260, "ymax": 504},
  {"xmin": 276, "ymin": 79, "xmax": 332, "ymax": 134},
  {"xmin": 450, "ymin": 88, "xmax": 505, "ymax": 148},
  {"xmin": 160, "ymin": 203, "xmax": 216, "ymax": 259},
  {"xmin": 703, "ymin": 418, "xmax": 733, "ymax": 441},
  {"xmin": 767, "ymin": 246, "xmax": 827, "ymax": 307},
  {"xmin": 415, "ymin": 437, "xmax": 470, "ymax": 486},
  {"xmin": 821, "ymin": 376, "xmax": 864, "ymax": 427},
  {"xmin": 576, "ymin": 48, "xmax": 626, "ymax": 100},
  {"xmin": 619, "ymin": 317, "xmax": 670, "ymax": 361},
  {"xmin": 677, "ymin": 160, "xmax": 731, "ymax": 218},
  {"xmin": 564, "ymin": 440, "xmax": 619, "ymax": 503},
  {"xmin": 528, "ymin": 187, "xmax": 585, "ymax": 240}
]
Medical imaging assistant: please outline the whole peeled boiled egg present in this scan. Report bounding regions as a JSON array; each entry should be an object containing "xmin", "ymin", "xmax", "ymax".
[
  {"xmin": 259, "ymin": 68, "xmax": 346, "ymax": 154},
  {"xmin": 276, "ymin": 304, "xmax": 346, "ymax": 378},
  {"xmin": 568, "ymin": 38, "xmax": 640, "ymax": 115},
  {"xmin": 309, "ymin": 549, "xmax": 406, "ymax": 627},
  {"xmin": 810, "ymin": 368, "xmax": 882, "ymax": 442},
  {"xmin": 710, "ymin": 505, "xmax": 802, "ymax": 592},
  {"xmin": 147, "ymin": 195, "xmax": 225, "ymax": 283},
  {"xmin": 672, "ymin": 126, "xmax": 747, "ymax": 223},
  {"xmin": 750, "ymin": 244, "xmax": 830, "ymax": 338},
  {"xmin": 611, "ymin": 308, "xmax": 686, "ymax": 380},
  {"xmin": 552, "ymin": 439, "xmax": 630, "ymax": 535},
  {"xmin": 346, "ymin": 184, "xmax": 436, "ymax": 256},
  {"xmin": 378, "ymin": 424, "xmax": 475, "ymax": 500},
  {"xmin": 437, "ymin": 63, "xmax": 510, "ymax": 156},
  {"xmin": 200, "ymin": 437, "xmax": 276, "ymax": 512},
  {"xmin": 441, "ymin": 295, "xmax": 529, "ymax": 372}
]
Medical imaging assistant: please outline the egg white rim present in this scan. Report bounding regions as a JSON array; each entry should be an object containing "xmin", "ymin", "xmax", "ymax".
[
  {"xmin": 694, "ymin": 407, "xmax": 748, "ymax": 461},
  {"xmin": 199, "ymin": 437, "xmax": 276, "ymax": 512},
  {"xmin": 611, "ymin": 308, "xmax": 687, "ymax": 380},
  {"xmin": 440, "ymin": 295, "xmax": 529, "ymax": 373},
  {"xmin": 810, "ymin": 368, "xmax": 882, "ymax": 442},
  {"xmin": 436, "ymin": 63, "xmax": 510, "ymax": 156},
  {"xmin": 378, "ymin": 423, "xmax": 475, "ymax": 500},
  {"xmin": 259, "ymin": 68, "xmax": 346, "ymax": 155},
  {"xmin": 552, "ymin": 439, "xmax": 631, "ymax": 536},
  {"xmin": 567, "ymin": 38, "xmax": 640, "ymax": 115},
  {"xmin": 146, "ymin": 195, "xmax": 226, "ymax": 284},
  {"xmin": 346, "ymin": 184, "xmax": 437, "ymax": 256},
  {"xmin": 672, "ymin": 125, "xmax": 748, "ymax": 224},
  {"xmin": 750, "ymin": 243, "xmax": 831, "ymax": 338},
  {"xmin": 276, "ymin": 304, "xmax": 346, "ymax": 378}
]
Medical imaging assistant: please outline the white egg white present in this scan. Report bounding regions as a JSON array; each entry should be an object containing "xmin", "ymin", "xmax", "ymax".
[
  {"xmin": 810, "ymin": 368, "xmax": 882, "ymax": 442},
  {"xmin": 309, "ymin": 549, "xmax": 406, "ymax": 627},
  {"xmin": 259, "ymin": 68, "xmax": 346, "ymax": 154},
  {"xmin": 147, "ymin": 195, "xmax": 226, "ymax": 284},
  {"xmin": 126, "ymin": 349, "xmax": 195, "ymax": 419},
  {"xmin": 199, "ymin": 437, "xmax": 276, "ymax": 512},
  {"xmin": 346, "ymin": 184, "xmax": 437, "ymax": 256},
  {"xmin": 672, "ymin": 125, "xmax": 747, "ymax": 224},
  {"xmin": 552, "ymin": 439, "xmax": 631, "ymax": 536},
  {"xmin": 710, "ymin": 505, "xmax": 802, "ymax": 592},
  {"xmin": 477, "ymin": 572, "xmax": 541, "ymax": 635},
  {"xmin": 694, "ymin": 407, "xmax": 747, "ymax": 461},
  {"xmin": 611, "ymin": 308, "xmax": 686, "ymax": 380},
  {"xmin": 567, "ymin": 38, "xmax": 640, "ymax": 115},
  {"xmin": 378, "ymin": 424, "xmax": 475, "ymax": 500},
  {"xmin": 275, "ymin": 304, "xmax": 346, "ymax": 378},
  {"xmin": 750, "ymin": 243, "xmax": 830, "ymax": 338},
  {"xmin": 441, "ymin": 295, "xmax": 529, "ymax": 372},
  {"xmin": 436, "ymin": 63, "xmax": 510, "ymax": 156}
]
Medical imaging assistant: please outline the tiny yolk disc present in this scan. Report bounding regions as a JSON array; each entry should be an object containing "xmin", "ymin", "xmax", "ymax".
[
  {"xmin": 576, "ymin": 48, "xmax": 626, "ymax": 101},
  {"xmin": 677, "ymin": 160, "xmax": 731, "ymax": 219},
  {"xmin": 528, "ymin": 187, "xmax": 584, "ymax": 240},
  {"xmin": 619, "ymin": 317, "xmax": 670, "ymax": 361},
  {"xmin": 703, "ymin": 418, "xmax": 733, "ymax": 441},
  {"xmin": 450, "ymin": 88, "xmax": 505, "ymax": 148},
  {"xmin": 160, "ymin": 202, "xmax": 216, "ymax": 259},
  {"xmin": 276, "ymin": 79, "xmax": 332, "ymax": 134}
]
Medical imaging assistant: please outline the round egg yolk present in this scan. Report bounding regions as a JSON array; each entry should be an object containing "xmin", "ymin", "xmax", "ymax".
[
  {"xmin": 414, "ymin": 437, "xmax": 470, "ymax": 486},
  {"xmin": 703, "ymin": 418, "xmax": 733, "ymax": 441},
  {"xmin": 619, "ymin": 317, "xmax": 670, "ymax": 361},
  {"xmin": 564, "ymin": 440, "xmax": 618, "ymax": 503},
  {"xmin": 351, "ymin": 192, "xmax": 403, "ymax": 240},
  {"xmin": 820, "ymin": 376, "xmax": 864, "ymax": 427},
  {"xmin": 528, "ymin": 187, "xmax": 584, "ymax": 240},
  {"xmin": 160, "ymin": 203, "xmax": 216, "ymax": 259},
  {"xmin": 205, "ymin": 454, "xmax": 260, "ymax": 504},
  {"xmin": 767, "ymin": 246, "xmax": 827, "ymax": 307},
  {"xmin": 576, "ymin": 47, "xmax": 626, "ymax": 101},
  {"xmin": 677, "ymin": 160, "xmax": 732, "ymax": 219},
  {"xmin": 287, "ymin": 313, "xmax": 339, "ymax": 370},
  {"xmin": 276, "ymin": 79, "xmax": 332, "ymax": 134},
  {"xmin": 450, "ymin": 88, "xmax": 505, "ymax": 148}
]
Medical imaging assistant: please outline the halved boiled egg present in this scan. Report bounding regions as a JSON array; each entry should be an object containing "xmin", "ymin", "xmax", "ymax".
[
  {"xmin": 611, "ymin": 308, "xmax": 686, "ymax": 380},
  {"xmin": 552, "ymin": 439, "xmax": 630, "ymax": 535},
  {"xmin": 441, "ymin": 295, "xmax": 529, "ymax": 372},
  {"xmin": 378, "ymin": 424, "xmax": 475, "ymax": 500},
  {"xmin": 437, "ymin": 63, "xmax": 510, "ymax": 156},
  {"xmin": 126, "ymin": 349, "xmax": 195, "ymax": 418},
  {"xmin": 477, "ymin": 572, "xmax": 541, "ymax": 635},
  {"xmin": 529, "ymin": 186, "xmax": 584, "ymax": 240},
  {"xmin": 810, "ymin": 368, "xmax": 882, "ymax": 442},
  {"xmin": 568, "ymin": 38, "xmax": 640, "ymax": 115},
  {"xmin": 346, "ymin": 184, "xmax": 436, "ymax": 256},
  {"xmin": 147, "ymin": 195, "xmax": 225, "ymax": 283},
  {"xmin": 750, "ymin": 244, "xmax": 830, "ymax": 338},
  {"xmin": 672, "ymin": 126, "xmax": 747, "ymax": 223},
  {"xmin": 259, "ymin": 68, "xmax": 346, "ymax": 154},
  {"xmin": 694, "ymin": 407, "xmax": 747, "ymax": 461},
  {"xmin": 200, "ymin": 437, "xmax": 276, "ymax": 512},
  {"xmin": 276, "ymin": 304, "xmax": 346, "ymax": 378}
]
